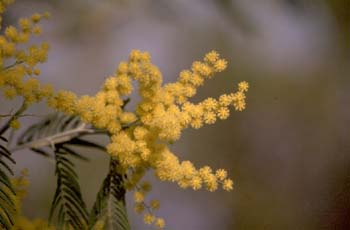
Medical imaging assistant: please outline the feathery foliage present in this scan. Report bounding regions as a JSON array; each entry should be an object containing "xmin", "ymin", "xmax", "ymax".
[
  {"xmin": 50, "ymin": 146, "xmax": 88, "ymax": 229},
  {"xmin": 0, "ymin": 136, "xmax": 16, "ymax": 230},
  {"xmin": 17, "ymin": 113, "xmax": 106, "ymax": 229},
  {"xmin": 17, "ymin": 113, "xmax": 105, "ymax": 157},
  {"xmin": 89, "ymin": 158, "xmax": 130, "ymax": 230}
]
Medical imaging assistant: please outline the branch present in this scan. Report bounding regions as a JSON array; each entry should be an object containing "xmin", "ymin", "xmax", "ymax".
[{"xmin": 11, "ymin": 123, "xmax": 94, "ymax": 152}]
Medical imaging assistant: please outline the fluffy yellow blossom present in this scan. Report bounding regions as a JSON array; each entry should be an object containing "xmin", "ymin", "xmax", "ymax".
[
  {"xmin": 140, "ymin": 181, "xmax": 152, "ymax": 193},
  {"xmin": 215, "ymin": 169, "xmax": 228, "ymax": 181},
  {"xmin": 213, "ymin": 59, "xmax": 227, "ymax": 72},
  {"xmin": 203, "ymin": 111, "xmax": 216, "ymax": 124},
  {"xmin": 116, "ymin": 74, "xmax": 133, "ymax": 95},
  {"xmin": 219, "ymin": 94, "xmax": 232, "ymax": 106},
  {"xmin": 238, "ymin": 81, "xmax": 249, "ymax": 92},
  {"xmin": 10, "ymin": 118, "xmax": 20, "ymax": 129},
  {"xmin": 204, "ymin": 50, "xmax": 219, "ymax": 64},
  {"xmin": 134, "ymin": 191, "xmax": 145, "ymax": 203},
  {"xmin": 234, "ymin": 100, "xmax": 246, "ymax": 111},
  {"xmin": 104, "ymin": 77, "xmax": 118, "ymax": 90},
  {"xmin": 5, "ymin": 26, "xmax": 19, "ymax": 41},
  {"xmin": 144, "ymin": 213, "xmax": 155, "ymax": 225},
  {"xmin": 155, "ymin": 218, "xmax": 165, "ymax": 228},
  {"xmin": 203, "ymin": 97, "xmax": 218, "ymax": 110},
  {"xmin": 222, "ymin": 179, "xmax": 234, "ymax": 191},
  {"xmin": 199, "ymin": 166, "xmax": 212, "ymax": 178},
  {"xmin": 117, "ymin": 61, "xmax": 128, "ymax": 74},
  {"xmin": 134, "ymin": 203, "xmax": 145, "ymax": 214},
  {"xmin": 217, "ymin": 107, "xmax": 230, "ymax": 120},
  {"xmin": 190, "ymin": 176, "xmax": 202, "ymax": 190},
  {"xmin": 179, "ymin": 70, "xmax": 191, "ymax": 83},
  {"xmin": 48, "ymin": 90, "xmax": 77, "ymax": 114},
  {"xmin": 30, "ymin": 13, "xmax": 42, "ymax": 23},
  {"xmin": 150, "ymin": 200, "xmax": 160, "ymax": 210},
  {"xmin": 120, "ymin": 112, "xmax": 137, "ymax": 124},
  {"xmin": 190, "ymin": 73, "xmax": 204, "ymax": 86},
  {"xmin": 4, "ymin": 87, "xmax": 16, "ymax": 98},
  {"xmin": 32, "ymin": 25, "xmax": 41, "ymax": 35},
  {"xmin": 133, "ymin": 126, "xmax": 149, "ymax": 140},
  {"xmin": 33, "ymin": 68, "xmax": 40, "ymax": 75},
  {"xmin": 19, "ymin": 18, "xmax": 31, "ymax": 32},
  {"xmin": 205, "ymin": 174, "xmax": 219, "ymax": 192}
]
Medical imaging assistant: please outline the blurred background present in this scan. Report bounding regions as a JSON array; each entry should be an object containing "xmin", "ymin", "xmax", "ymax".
[{"xmin": 1, "ymin": 0, "xmax": 350, "ymax": 229}]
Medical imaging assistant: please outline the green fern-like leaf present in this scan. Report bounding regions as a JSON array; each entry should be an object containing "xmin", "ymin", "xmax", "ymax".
[
  {"xmin": 49, "ymin": 146, "xmax": 89, "ymax": 229},
  {"xmin": 17, "ymin": 113, "xmax": 106, "ymax": 230},
  {"xmin": 0, "ymin": 136, "xmax": 16, "ymax": 230},
  {"xmin": 89, "ymin": 158, "xmax": 130, "ymax": 230}
]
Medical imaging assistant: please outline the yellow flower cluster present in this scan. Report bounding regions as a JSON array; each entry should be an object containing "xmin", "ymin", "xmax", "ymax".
[
  {"xmin": 0, "ymin": 0, "xmax": 52, "ymax": 107},
  {"xmin": 47, "ymin": 49, "xmax": 247, "ymax": 193},
  {"xmin": 0, "ymin": 0, "xmax": 13, "ymax": 21},
  {"xmin": 132, "ymin": 181, "xmax": 165, "ymax": 230},
  {"xmin": 47, "ymin": 49, "xmax": 247, "ymax": 228},
  {"xmin": 103, "ymin": 50, "xmax": 246, "ymax": 192}
]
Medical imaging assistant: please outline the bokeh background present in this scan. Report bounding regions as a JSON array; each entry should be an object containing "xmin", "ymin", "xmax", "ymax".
[{"xmin": 1, "ymin": 0, "xmax": 350, "ymax": 229}]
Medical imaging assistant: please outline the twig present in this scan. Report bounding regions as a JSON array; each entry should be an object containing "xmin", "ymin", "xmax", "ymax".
[
  {"xmin": 0, "ymin": 102, "xmax": 27, "ymax": 136},
  {"xmin": 0, "ymin": 113, "xmax": 47, "ymax": 118},
  {"xmin": 11, "ymin": 123, "xmax": 94, "ymax": 152},
  {"xmin": 3, "ymin": 61, "xmax": 24, "ymax": 70}
]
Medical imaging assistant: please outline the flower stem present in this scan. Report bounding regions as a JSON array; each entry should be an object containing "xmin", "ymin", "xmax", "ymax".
[{"xmin": 0, "ymin": 102, "xmax": 27, "ymax": 136}]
